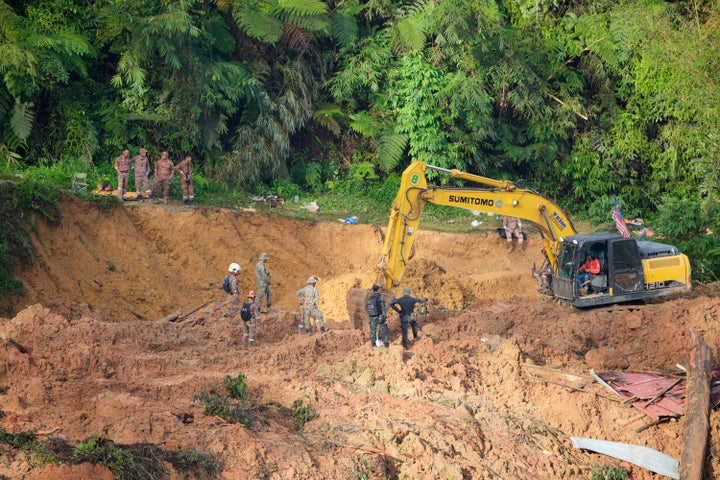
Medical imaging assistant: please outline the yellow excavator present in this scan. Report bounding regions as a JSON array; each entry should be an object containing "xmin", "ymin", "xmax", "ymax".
[{"xmin": 347, "ymin": 160, "xmax": 691, "ymax": 318}]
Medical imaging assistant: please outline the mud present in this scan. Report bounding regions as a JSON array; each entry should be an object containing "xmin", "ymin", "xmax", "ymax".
[{"xmin": 0, "ymin": 196, "xmax": 718, "ymax": 479}]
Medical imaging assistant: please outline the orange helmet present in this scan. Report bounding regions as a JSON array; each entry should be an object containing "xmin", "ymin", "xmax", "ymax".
[{"xmin": 246, "ymin": 290, "xmax": 256, "ymax": 298}]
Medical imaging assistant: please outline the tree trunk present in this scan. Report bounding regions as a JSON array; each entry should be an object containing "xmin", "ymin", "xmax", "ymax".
[{"xmin": 679, "ymin": 330, "xmax": 712, "ymax": 480}]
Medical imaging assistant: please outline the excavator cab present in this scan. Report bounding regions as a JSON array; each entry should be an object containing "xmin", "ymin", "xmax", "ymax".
[{"xmin": 552, "ymin": 233, "xmax": 649, "ymax": 307}]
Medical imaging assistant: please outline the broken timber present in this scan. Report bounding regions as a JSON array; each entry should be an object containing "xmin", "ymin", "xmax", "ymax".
[{"xmin": 679, "ymin": 330, "xmax": 712, "ymax": 480}]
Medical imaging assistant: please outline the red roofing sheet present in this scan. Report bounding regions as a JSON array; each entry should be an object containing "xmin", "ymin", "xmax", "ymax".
[{"xmin": 596, "ymin": 367, "xmax": 720, "ymax": 421}]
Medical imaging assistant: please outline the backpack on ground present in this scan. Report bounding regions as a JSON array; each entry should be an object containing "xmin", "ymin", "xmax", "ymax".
[
  {"xmin": 240, "ymin": 302, "xmax": 253, "ymax": 321},
  {"xmin": 222, "ymin": 274, "xmax": 232, "ymax": 293},
  {"xmin": 365, "ymin": 294, "xmax": 381, "ymax": 317}
]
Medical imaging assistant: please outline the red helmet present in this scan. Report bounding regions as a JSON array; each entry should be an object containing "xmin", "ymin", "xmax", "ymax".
[
  {"xmin": 246, "ymin": 290, "xmax": 256, "ymax": 298},
  {"xmin": 307, "ymin": 275, "xmax": 317, "ymax": 284}
]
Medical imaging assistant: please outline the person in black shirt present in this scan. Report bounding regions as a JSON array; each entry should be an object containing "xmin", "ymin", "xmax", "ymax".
[
  {"xmin": 366, "ymin": 284, "xmax": 389, "ymax": 348},
  {"xmin": 389, "ymin": 287, "xmax": 427, "ymax": 349}
]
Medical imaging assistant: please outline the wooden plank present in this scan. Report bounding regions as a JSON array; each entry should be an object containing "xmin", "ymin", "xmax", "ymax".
[
  {"xmin": 679, "ymin": 330, "xmax": 712, "ymax": 480},
  {"xmin": 524, "ymin": 364, "xmax": 588, "ymax": 386}
]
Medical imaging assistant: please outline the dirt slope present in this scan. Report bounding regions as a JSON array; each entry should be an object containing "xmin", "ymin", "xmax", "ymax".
[{"xmin": 0, "ymin": 196, "xmax": 719, "ymax": 479}]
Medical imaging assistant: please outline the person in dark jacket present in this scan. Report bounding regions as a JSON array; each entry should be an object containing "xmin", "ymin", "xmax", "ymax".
[
  {"xmin": 366, "ymin": 284, "xmax": 388, "ymax": 348},
  {"xmin": 389, "ymin": 287, "xmax": 427, "ymax": 349}
]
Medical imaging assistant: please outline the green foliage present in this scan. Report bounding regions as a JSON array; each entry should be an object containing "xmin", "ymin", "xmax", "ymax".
[
  {"xmin": 0, "ymin": 176, "xmax": 61, "ymax": 299},
  {"xmin": 291, "ymin": 397, "xmax": 317, "ymax": 430},
  {"xmin": 654, "ymin": 196, "xmax": 720, "ymax": 283},
  {"xmin": 195, "ymin": 391, "xmax": 254, "ymax": 426},
  {"xmin": 224, "ymin": 373, "xmax": 248, "ymax": 400},
  {"xmin": 305, "ymin": 162, "xmax": 324, "ymax": 192},
  {"xmin": 162, "ymin": 448, "xmax": 221, "ymax": 479},
  {"xmin": 0, "ymin": 428, "xmax": 56, "ymax": 467},
  {"xmin": 72, "ymin": 437, "xmax": 165, "ymax": 480},
  {"xmin": 591, "ymin": 464, "xmax": 629, "ymax": 480},
  {"xmin": 272, "ymin": 178, "xmax": 303, "ymax": 201}
]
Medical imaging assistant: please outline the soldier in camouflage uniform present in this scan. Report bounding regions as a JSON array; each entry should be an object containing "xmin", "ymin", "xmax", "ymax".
[
  {"xmin": 503, "ymin": 215, "xmax": 525, "ymax": 253},
  {"xmin": 244, "ymin": 290, "xmax": 260, "ymax": 345},
  {"xmin": 151, "ymin": 151, "xmax": 175, "ymax": 203},
  {"xmin": 174, "ymin": 155, "xmax": 194, "ymax": 206},
  {"xmin": 132, "ymin": 148, "xmax": 151, "ymax": 198},
  {"xmin": 226, "ymin": 263, "xmax": 241, "ymax": 320},
  {"xmin": 114, "ymin": 149, "xmax": 131, "ymax": 199},
  {"xmin": 255, "ymin": 253, "xmax": 273, "ymax": 312},
  {"xmin": 295, "ymin": 275, "xmax": 326, "ymax": 335}
]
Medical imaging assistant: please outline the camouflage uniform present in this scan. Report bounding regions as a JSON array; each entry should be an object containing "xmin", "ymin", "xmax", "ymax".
[
  {"xmin": 255, "ymin": 254, "xmax": 273, "ymax": 311},
  {"xmin": 244, "ymin": 299, "xmax": 260, "ymax": 344},
  {"xmin": 227, "ymin": 272, "xmax": 240, "ymax": 319},
  {"xmin": 115, "ymin": 149, "xmax": 131, "ymax": 198},
  {"xmin": 151, "ymin": 152, "xmax": 175, "ymax": 203},
  {"xmin": 132, "ymin": 148, "xmax": 151, "ymax": 196},
  {"xmin": 296, "ymin": 278, "xmax": 325, "ymax": 334},
  {"xmin": 174, "ymin": 156, "xmax": 194, "ymax": 205},
  {"xmin": 503, "ymin": 216, "xmax": 525, "ymax": 253}
]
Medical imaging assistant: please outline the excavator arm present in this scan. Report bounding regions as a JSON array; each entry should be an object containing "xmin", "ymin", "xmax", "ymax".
[{"xmin": 379, "ymin": 161, "xmax": 577, "ymax": 290}]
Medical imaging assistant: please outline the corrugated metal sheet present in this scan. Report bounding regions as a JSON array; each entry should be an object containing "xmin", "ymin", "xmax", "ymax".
[
  {"xmin": 571, "ymin": 437, "xmax": 679, "ymax": 479},
  {"xmin": 592, "ymin": 367, "xmax": 720, "ymax": 420}
]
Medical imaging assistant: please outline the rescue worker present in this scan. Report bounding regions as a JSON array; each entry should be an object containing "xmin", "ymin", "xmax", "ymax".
[
  {"xmin": 389, "ymin": 287, "xmax": 427, "ymax": 349},
  {"xmin": 255, "ymin": 253, "xmax": 273, "ymax": 312},
  {"xmin": 174, "ymin": 154, "xmax": 194, "ymax": 206},
  {"xmin": 296, "ymin": 275, "xmax": 326, "ymax": 335},
  {"xmin": 503, "ymin": 215, "xmax": 525, "ymax": 253},
  {"xmin": 244, "ymin": 290, "xmax": 260, "ymax": 345},
  {"xmin": 132, "ymin": 148, "xmax": 151, "ymax": 199},
  {"xmin": 366, "ymin": 284, "xmax": 389, "ymax": 348},
  {"xmin": 151, "ymin": 151, "xmax": 175, "ymax": 204},
  {"xmin": 225, "ymin": 262, "xmax": 242, "ymax": 319},
  {"xmin": 114, "ymin": 149, "xmax": 131, "ymax": 199}
]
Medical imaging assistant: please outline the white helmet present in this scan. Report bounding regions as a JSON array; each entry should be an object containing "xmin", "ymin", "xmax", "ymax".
[{"xmin": 229, "ymin": 263, "xmax": 241, "ymax": 274}]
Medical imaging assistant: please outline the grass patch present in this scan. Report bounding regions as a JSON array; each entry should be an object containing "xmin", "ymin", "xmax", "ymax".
[{"xmin": 591, "ymin": 465, "xmax": 629, "ymax": 480}]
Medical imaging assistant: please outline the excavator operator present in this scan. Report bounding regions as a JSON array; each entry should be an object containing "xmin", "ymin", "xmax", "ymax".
[{"xmin": 577, "ymin": 253, "xmax": 601, "ymax": 294}]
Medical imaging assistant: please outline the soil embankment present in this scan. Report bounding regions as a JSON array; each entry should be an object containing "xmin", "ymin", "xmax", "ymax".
[{"xmin": 0, "ymin": 197, "xmax": 718, "ymax": 479}]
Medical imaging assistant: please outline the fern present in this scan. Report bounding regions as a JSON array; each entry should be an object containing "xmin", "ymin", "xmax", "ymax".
[
  {"xmin": 234, "ymin": 6, "xmax": 284, "ymax": 44},
  {"xmin": 283, "ymin": 23, "xmax": 316, "ymax": 53},
  {"xmin": 313, "ymin": 104, "xmax": 345, "ymax": 136},
  {"xmin": 10, "ymin": 102, "xmax": 33, "ymax": 142},
  {"xmin": 377, "ymin": 132, "xmax": 408, "ymax": 172},
  {"xmin": 331, "ymin": 11, "xmax": 359, "ymax": 48},
  {"xmin": 277, "ymin": 0, "xmax": 327, "ymax": 17},
  {"xmin": 394, "ymin": 17, "xmax": 426, "ymax": 53},
  {"xmin": 349, "ymin": 112, "xmax": 378, "ymax": 137}
]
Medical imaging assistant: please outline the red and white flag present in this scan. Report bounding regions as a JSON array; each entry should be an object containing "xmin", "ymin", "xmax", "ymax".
[{"xmin": 612, "ymin": 200, "xmax": 631, "ymax": 238}]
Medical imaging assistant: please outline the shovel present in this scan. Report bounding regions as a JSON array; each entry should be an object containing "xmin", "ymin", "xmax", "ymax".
[{"xmin": 375, "ymin": 321, "xmax": 384, "ymax": 347}]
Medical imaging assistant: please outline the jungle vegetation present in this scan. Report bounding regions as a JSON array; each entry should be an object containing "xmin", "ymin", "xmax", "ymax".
[{"xmin": 0, "ymin": 0, "xmax": 719, "ymax": 281}]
